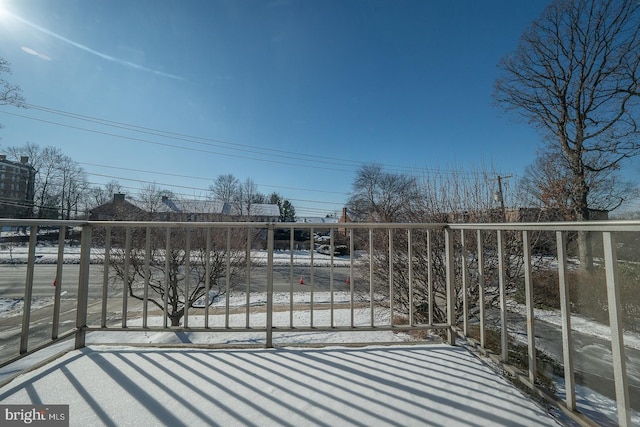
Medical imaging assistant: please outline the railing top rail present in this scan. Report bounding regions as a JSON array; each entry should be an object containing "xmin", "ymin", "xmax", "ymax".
[
  {"xmin": 3, "ymin": 218, "xmax": 640, "ymax": 232},
  {"xmin": 0, "ymin": 219, "xmax": 89, "ymax": 227},
  {"xmin": 84, "ymin": 221, "xmax": 450, "ymax": 229},
  {"xmin": 447, "ymin": 220, "xmax": 640, "ymax": 232}
]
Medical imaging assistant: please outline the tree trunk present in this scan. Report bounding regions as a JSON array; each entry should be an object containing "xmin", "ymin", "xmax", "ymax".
[{"xmin": 576, "ymin": 187, "xmax": 594, "ymax": 271}]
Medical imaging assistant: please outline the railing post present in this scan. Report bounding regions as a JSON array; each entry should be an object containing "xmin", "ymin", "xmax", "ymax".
[
  {"xmin": 20, "ymin": 225, "xmax": 38, "ymax": 354},
  {"xmin": 75, "ymin": 224, "xmax": 92, "ymax": 349},
  {"xmin": 266, "ymin": 223, "xmax": 274, "ymax": 348},
  {"xmin": 602, "ymin": 232, "xmax": 630, "ymax": 427},
  {"xmin": 522, "ymin": 230, "xmax": 537, "ymax": 384},
  {"xmin": 52, "ymin": 225, "xmax": 66, "ymax": 340},
  {"xmin": 445, "ymin": 227, "xmax": 455, "ymax": 345},
  {"xmin": 556, "ymin": 231, "xmax": 576, "ymax": 411}
]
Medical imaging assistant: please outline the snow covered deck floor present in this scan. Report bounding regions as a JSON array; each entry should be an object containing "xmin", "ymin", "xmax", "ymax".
[{"xmin": 0, "ymin": 343, "xmax": 560, "ymax": 426}]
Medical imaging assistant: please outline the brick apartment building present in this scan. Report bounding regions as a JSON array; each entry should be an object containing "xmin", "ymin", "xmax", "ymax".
[{"xmin": 0, "ymin": 155, "xmax": 36, "ymax": 218}]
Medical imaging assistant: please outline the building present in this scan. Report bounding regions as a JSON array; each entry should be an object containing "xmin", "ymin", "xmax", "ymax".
[
  {"xmin": 0, "ymin": 155, "xmax": 36, "ymax": 219},
  {"xmin": 89, "ymin": 193, "xmax": 149, "ymax": 220},
  {"xmin": 89, "ymin": 194, "xmax": 280, "ymax": 223}
]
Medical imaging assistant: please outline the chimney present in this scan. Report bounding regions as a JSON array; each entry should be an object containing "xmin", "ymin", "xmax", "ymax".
[
  {"xmin": 0, "ymin": 154, "xmax": 6, "ymax": 161},
  {"xmin": 20, "ymin": 156, "xmax": 29, "ymax": 164},
  {"xmin": 113, "ymin": 193, "xmax": 125, "ymax": 202},
  {"xmin": 341, "ymin": 207, "xmax": 351, "ymax": 223},
  {"xmin": 161, "ymin": 195, "xmax": 168, "ymax": 203}
]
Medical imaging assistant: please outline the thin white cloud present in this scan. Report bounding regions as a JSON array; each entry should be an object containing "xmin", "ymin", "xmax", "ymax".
[
  {"xmin": 9, "ymin": 10, "xmax": 183, "ymax": 80},
  {"xmin": 21, "ymin": 46, "xmax": 51, "ymax": 61}
]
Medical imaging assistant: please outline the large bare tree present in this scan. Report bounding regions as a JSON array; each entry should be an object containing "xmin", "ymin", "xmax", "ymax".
[
  {"xmin": 494, "ymin": 0, "xmax": 640, "ymax": 268},
  {"xmin": 5, "ymin": 143, "xmax": 87, "ymax": 218}
]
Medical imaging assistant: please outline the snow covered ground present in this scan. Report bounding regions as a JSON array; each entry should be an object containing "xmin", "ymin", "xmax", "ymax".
[{"xmin": 0, "ymin": 306, "xmax": 564, "ymax": 427}]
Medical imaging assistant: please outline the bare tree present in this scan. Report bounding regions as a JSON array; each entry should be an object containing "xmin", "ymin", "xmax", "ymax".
[
  {"xmin": 520, "ymin": 148, "xmax": 637, "ymax": 217},
  {"xmin": 234, "ymin": 177, "xmax": 265, "ymax": 219},
  {"xmin": 106, "ymin": 224, "xmax": 248, "ymax": 326},
  {"xmin": 347, "ymin": 164, "xmax": 420, "ymax": 222},
  {"xmin": 136, "ymin": 183, "xmax": 172, "ymax": 214},
  {"xmin": 90, "ymin": 180, "xmax": 124, "ymax": 207},
  {"xmin": 494, "ymin": 0, "xmax": 640, "ymax": 268},
  {"xmin": 209, "ymin": 174, "xmax": 239, "ymax": 203},
  {"xmin": 59, "ymin": 155, "xmax": 88, "ymax": 219},
  {"xmin": 350, "ymin": 165, "xmax": 523, "ymax": 327},
  {"xmin": 6, "ymin": 143, "xmax": 66, "ymax": 218}
]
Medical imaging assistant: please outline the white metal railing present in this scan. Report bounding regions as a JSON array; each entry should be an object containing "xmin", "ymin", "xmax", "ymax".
[{"xmin": 0, "ymin": 218, "xmax": 637, "ymax": 426}]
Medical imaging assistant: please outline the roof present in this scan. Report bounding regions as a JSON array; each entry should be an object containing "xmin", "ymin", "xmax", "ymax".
[
  {"xmin": 158, "ymin": 198, "xmax": 229, "ymax": 215},
  {"xmin": 296, "ymin": 217, "xmax": 339, "ymax": 224},
  {"xmin": 229, "ymin": 203, "xmax": 281, "ymax": 218}
]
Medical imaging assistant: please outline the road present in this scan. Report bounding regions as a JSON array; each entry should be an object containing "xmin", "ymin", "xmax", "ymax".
[{"xmin": 0, "ymin": 264, "xmax": 353, "ymax": 298}]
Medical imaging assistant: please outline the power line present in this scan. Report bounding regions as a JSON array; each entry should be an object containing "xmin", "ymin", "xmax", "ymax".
[
  {"xmin": 3, "ymin": 105, "xmax": 505, "ymax": 178},
  {"xmin": 79, "ymin": 161, "xmax": 347, "ymax": 196}
]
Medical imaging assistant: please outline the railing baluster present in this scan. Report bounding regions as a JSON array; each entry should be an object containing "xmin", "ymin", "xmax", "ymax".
[
  {"xmin": 122, "ymin": 227, "xmax": 131, "ymax": 328},
  {"xmin": 224, "ymin": 227, "xmax": 230, "ymax": 329},
  {"xmin": 603, "ymin": 232, "xmax": 631, "ymax": 427},
  {"xmin": 330, "ymin": 227, "xmax": 335, "ymax": 328},
  {"xmin": 310, "ymin": 227, "xmax": 314, "ymax": 328},
  {"xmin": 522, "ymin": 230, "xmax": 536, "ymax": 384},
  {"xmin": 349, "ymin": 227, "xmax": 355, "ymax": 328},
  {"xmin": 289, "ymin": 226, "xmax": 294, "ymax": 328},
  {"xmin": 445, "ymin": 227, "xmax": 455, "ymax": 345},
  {"xmin": 204, "ymin": 227, "xmax": 211, "ymax": 329},
  {"xmin": 143, "ymin": 227, "xmax": 151, "ymax": 328},
  {"xmin": 20, "ymin": 226, "xmax": 38, "ymax": 354},
  {"xmin": 184, "ymin": 227, "xmax": 191, "ymax": 328},
  {"xmin": 369, "ymin": 228, "xmax": 374, "ymax": 327},
  {"xmin": 101, "ymin": 226, "xmax": 111, "ymax": 328},
  {"xmin": 52, "ymin": 225, "xmax": 66, "ymax": 340},
  {"xmin": 266, "ymin": 224, "xmax": 274, "ymax": 348},
  {"xmin": 163, "ymin": 228, "xmax": 170, "ymax": 328},
  {"xmin": 461, "ymin": 229, "xmax": 468, "ymax": 337},
  {"xmin": 497, "ymin": 230, "xmax": 508, "ymax": 361},
  {"xmin": 477, "ymin": 229, "xmax": 485, "ymax": 348},
  {"xmin": 556, "ymin": 231, "xmax": 576, "ymax": 411},
  {"xmin": 408, "ymin": 228, "xmax": 414, "ymax": 327},
  {"xmin": 428, "ymin": 229, "xmax": 433, "ymax": 326},
  {"xmin": 389, "ymin": 228, "xmax": 394, "ymax": 327},
  {"xmin": 247, "ymin": 227, "xmax": 253, "ymax": 328}
]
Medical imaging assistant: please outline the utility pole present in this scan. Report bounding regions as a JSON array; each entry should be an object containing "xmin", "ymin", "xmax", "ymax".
[{"xmin": 493, "ymin": 175, "xmax": 512, "ymax": 222}]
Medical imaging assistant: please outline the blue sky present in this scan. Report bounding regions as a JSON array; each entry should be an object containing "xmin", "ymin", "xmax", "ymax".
[{"xmin": 0, "ymin": 0, "xmax": 559, "ymax": 216}]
